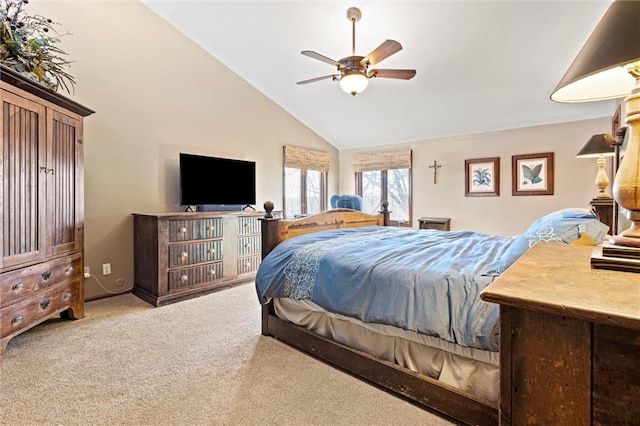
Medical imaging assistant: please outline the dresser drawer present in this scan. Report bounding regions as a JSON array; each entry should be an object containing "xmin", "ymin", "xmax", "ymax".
[
  {"xmin": 0, "ymin": 254, "xmax": 81, "ymax": 308},
  {"xmin": 238, "ymin": 216, "xmax": 260, "ymax": 235},
  {"xmin": 237, "ymin": 236, "xmax": 260, "ymax": 256},
  {"xmin": 168, "ymin": 240, "xmax": 223, "ymax": 268},
  {"xmin": 168, "ymin": 262, "xmax": 224, "ymax": 291},
  {"xmin": 168, "ymin": 218, "xmax": 223, "ymax": 242},
  {"xmin": 0, "ymin": 280, "xmax": 81, "ymax": 337},
  {"xmin": 238, "ymin": 255, "xmax": 261, "ymax": 275}
]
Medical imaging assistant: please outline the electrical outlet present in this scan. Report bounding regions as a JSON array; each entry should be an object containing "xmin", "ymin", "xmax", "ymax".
[
  {"xmin": 84, "ymin": 266, "xmax": 90, "ymax": 279},
  {"xmin": 102, "ymin": 263, "xmax": 111, "ymax": 275}
]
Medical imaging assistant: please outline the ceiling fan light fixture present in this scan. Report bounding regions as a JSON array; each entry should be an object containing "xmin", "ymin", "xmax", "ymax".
[
  {"xmin": 297, "ymin": 7, "xmax": 415, "ymax": 94},
  {"xmin": 340, "ymin": 71, "xmax": 369, "ymax": 96}
]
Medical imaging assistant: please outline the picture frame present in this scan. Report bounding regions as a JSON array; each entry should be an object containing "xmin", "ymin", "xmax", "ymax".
[
  {"xmin": 512, "ymin": 152, "xmax": 554, "ymax": 196},
  {"xmin": 611, "ymin": 103, "xmax": 621, "ymax": 135},
  {"xmin": 465, "ymin": 157, "xmax": 500, "ymax": 197}
]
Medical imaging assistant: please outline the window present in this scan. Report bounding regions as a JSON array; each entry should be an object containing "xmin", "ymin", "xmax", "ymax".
[
  {"xmin": 354, "ymin": 150, "xmax": 412, "ymax": 226},
  {"xmin": 283, "ymin": 146, "xmax": 329, "ymax": 219}
]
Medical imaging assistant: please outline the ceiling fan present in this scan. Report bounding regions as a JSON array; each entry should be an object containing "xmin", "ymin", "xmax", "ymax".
[{"xmin": 297, "ymin": 7, "xmax": 417, "ymax": 96}]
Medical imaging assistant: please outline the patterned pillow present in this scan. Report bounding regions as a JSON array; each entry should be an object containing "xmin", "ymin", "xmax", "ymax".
[{"xmin": 497, "ymin": 208, "xmax": 609, "ymax": 273}]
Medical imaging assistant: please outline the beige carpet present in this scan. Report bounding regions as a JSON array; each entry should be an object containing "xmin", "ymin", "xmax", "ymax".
[{"xmin": 0, "ymin": 283, "xmax": 455, "ymax": 425}]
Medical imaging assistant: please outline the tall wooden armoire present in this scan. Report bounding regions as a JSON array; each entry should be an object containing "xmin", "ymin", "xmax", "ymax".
[{"xmin": 1, "ymin": 65, "xmax": 94, "ymax": 357}]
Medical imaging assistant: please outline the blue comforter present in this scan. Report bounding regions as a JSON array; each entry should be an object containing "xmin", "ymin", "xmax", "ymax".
[{"xmin": 256, "ymin": 226, "xmax": 517, "ymax": 351}]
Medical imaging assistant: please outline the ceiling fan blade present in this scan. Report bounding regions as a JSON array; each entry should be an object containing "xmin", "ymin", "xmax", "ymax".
[
  {"xmin": 301, "ymin": 50, "xmax": 341, "ymax": 67},
  {"xmin": 296, "ymin": 74, "xmax": 338, "ymax": 85},
  {"xmin": 371, "ymin": 69, "xmax": 416, "ymax": 80},
  {"xmin": 361, "ymin": 40, "xmax": 402, "ymax": 66}
]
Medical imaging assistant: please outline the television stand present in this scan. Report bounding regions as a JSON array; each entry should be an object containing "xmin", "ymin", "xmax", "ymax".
[{"xmin": 132, "ymin": 211, "xmax": 263, "ymax": 306}]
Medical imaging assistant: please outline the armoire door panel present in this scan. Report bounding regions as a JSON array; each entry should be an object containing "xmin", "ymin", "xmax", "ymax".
[
  {"xmin": 1, "ymin": 91, "xmax": 46, "ymax": 269},
  {"xmin": 46, "ymin": 110, "xmax": 81, "ymax": 257}
]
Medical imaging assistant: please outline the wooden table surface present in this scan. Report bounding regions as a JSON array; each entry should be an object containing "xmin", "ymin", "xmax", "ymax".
[{"xmin": 481, "ymin": 243, "xmax": 640, "ymax": 330}]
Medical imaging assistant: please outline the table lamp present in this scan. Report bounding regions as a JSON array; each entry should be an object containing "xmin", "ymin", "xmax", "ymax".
[
  {"xmin": 551, "ymin": 0, "xmax": 640, "ymax": 247},
  {"xmin": 576, "ymin": 133, "xmax": 616, "ymax": 198}
]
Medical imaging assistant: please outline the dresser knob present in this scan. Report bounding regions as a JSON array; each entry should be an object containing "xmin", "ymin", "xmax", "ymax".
[
  {"xmin": 42, "ymin": 271, "xmax": 51, "ymax": 280},
  {"xmin": 209, "ymin": 270, "xmax": 216, "ymax": 276},
  {"xmin": 180, "ymin": 275, "xmax": 188, "ymax": 283},
  {"xmin": 11, "ymin": 314, "xmax": 23, "ymax": 324},
  {"xmin": 65, "ymin": 266, "xmax": 73, "ymax": 274},
  {"xmin": 40, "ymin": 299, "xmax": 50, "ymax": 309},
  {"xmin": 179, "ymin": 227, "xmax": 187, "ymax": 233},
  {"xmin": 12, "ymin": 281, "xmax": 24, "ymax": 291},
  {"xmin": 63, "ymin": 291, "xmax": 72, "ymax": 300},
  {"xmin": 244, "ymin": 223, "xmax": 249, "ymax": 228},
  {"xmin": 207, "ymin": 225, "xmax": 215, "ymax": 232},
  {"xmin": 180, "ymin": 252, "xmax": 188, "ymax": 259},
  {"xmin": 244, "ymin": 243, "xmax": 250, "ymax": 248},
  {"xmin": 245, "ymin": 262, "xmax": 251, "ymax": 268},
  {"xmin": 208, "ymin": 248, "xmax": 216, "ymax": 255}
]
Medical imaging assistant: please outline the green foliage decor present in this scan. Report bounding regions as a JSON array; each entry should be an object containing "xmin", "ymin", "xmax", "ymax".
[{"xmin": 0, "ymin": 0, "xmax": 75, "ymax": 93}]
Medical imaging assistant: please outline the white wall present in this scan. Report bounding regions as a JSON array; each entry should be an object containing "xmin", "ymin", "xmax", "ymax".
[
  {"xmin": 29, "ymin": 1, "xmax": 338, "ymax": 300},
  {"xmin": 339, "ymin": 117, "xmax": 612, "ymax": 236}
]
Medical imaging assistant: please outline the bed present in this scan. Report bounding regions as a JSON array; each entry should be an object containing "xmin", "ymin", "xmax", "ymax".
[{"xmin": 255, "ymin": 201, "xmax": 609, "ymax": 425}]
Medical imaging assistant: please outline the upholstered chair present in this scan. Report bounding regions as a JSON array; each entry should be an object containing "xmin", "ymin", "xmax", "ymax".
[{"xmin": 329, "ymin": 194, "xmax": 364, "ymax": 211}]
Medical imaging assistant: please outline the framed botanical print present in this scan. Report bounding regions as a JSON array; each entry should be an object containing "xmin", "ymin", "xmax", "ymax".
[
  {"xmin": 512, "ymin": 152, "xmax": 554, "ymax": 196},
  {"xmin": 465, "ymin": 157, "xmax": 500, "ymax": 197}
]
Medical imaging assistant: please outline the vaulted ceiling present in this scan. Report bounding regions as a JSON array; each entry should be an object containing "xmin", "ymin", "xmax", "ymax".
[{"xmin": 142, "ymin": 1, "xmax": 616, "ymax": 150}]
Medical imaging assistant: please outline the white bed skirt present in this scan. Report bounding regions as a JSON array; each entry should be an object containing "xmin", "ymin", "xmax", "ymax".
[{"xmin": 274, "ymin": 298, "xmax": 499, "ymax": 403}]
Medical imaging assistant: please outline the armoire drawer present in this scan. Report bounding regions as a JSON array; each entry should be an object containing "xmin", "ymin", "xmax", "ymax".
[
  {"xmin": 0, "ymin": 280, "xmax": 81, "ymax": 337},
  {"xmin": 0, "ymin": 254, "xmax": 82, "ymax": 308}
]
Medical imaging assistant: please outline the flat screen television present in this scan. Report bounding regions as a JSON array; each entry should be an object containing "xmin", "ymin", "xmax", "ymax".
[{"xmin": 179, "ymin": 153, "xmax": 256, "ymax": 210}]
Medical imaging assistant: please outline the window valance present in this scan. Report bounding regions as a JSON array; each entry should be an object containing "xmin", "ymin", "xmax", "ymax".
[
  {"xmin": 353, "ymin": 149, "xmax": 412, "ymax": 172},
  {"xmin": 283, "ymin": 145, "xmax": 330, "ymax": 172}
]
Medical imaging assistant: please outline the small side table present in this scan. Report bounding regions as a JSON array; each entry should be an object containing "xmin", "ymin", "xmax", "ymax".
[{"xmin": 418, "ymin": 217, "xmax": 451, "ymax": 231}]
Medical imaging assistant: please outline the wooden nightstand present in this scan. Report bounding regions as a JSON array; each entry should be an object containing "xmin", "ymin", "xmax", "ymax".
[
  {"xmin": 481, "ymin": 244, "xmax": 640, "ymax": 425},
  {"xmin": 418, "ymin": 217, "xmax": 451, "ymax": 231},
  {"xmin": 589, "ymin": 197, "xmax": 614, "ymax": 234}
]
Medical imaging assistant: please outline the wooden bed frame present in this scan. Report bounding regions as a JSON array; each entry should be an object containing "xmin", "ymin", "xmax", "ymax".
[{"xmin": 258, "ymin": 201, "xmax": 499, "ymax": 425}]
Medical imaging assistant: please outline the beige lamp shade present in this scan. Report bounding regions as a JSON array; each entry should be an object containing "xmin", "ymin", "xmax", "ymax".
[
  {"xmin": 551, "ymin": 1, "xmax": 640, "ymax": 103},
  {"xmin": 552, "ymin": 0, "xmax": 640, "ymax": 244}
]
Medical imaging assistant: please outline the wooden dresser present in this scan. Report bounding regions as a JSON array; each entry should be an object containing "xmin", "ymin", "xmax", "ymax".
[
  {"xmin": 132, "ymin": 211, "xmax": 262, "ymax": 306},
  {"xmin": 481, "ymin": 243, "xmax": 640, "ymax": 425},
  {"xmin": 1, "ymin": 65, "xmax": 94, "ymax": 357}
]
